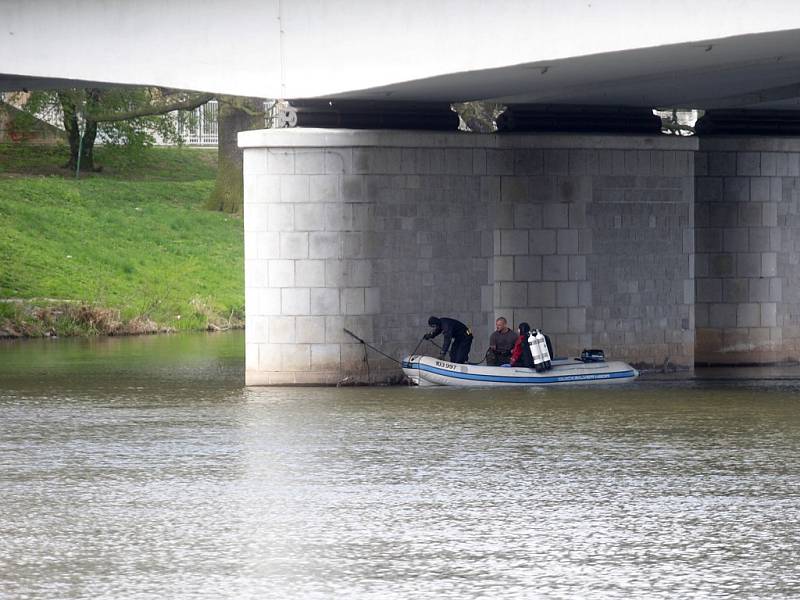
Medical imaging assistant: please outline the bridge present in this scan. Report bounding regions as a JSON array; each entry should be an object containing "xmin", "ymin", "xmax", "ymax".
[{"xmin": 4, "ymin": 1, "xmax": 800, "ymax": 383}]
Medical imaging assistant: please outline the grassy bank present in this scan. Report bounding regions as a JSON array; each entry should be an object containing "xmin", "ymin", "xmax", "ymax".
[
  {"xmin": 0, "ymin": 143, "xmax": 218, "ymax": 180},
  {"xmin": 0, "ymin": 144, "xmax": 244, "ymax": 337}
]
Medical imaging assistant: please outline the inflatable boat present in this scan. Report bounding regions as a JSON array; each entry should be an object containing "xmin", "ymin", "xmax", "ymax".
[{"xmin": 401, "ymin": 354, "xmax": 638, "ymax": 387}]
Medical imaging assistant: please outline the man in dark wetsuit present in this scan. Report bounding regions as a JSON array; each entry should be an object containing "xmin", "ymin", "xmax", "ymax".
[{"xmin": 424, "ymin": 316, "xmax": 473, "ymax": 364}]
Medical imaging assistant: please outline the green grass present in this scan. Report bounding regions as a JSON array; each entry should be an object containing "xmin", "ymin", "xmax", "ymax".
[
  {"xmin": 0, "ymin": 143, "xmax": 217, "ymax": 180},
  {"xmin": 0, "ymin": 144, "xmax": 243, "ymax": 336}
]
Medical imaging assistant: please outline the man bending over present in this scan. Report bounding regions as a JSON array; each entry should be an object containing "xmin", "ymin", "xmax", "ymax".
[{"xmin": 424, "ymin": 316, "xmax": 473, "ymax": 364}]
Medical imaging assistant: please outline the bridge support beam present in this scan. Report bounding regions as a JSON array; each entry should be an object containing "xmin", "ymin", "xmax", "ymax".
[{"xmin": 240, "ymin": 129, "xmax": 696, "ymax": 385}]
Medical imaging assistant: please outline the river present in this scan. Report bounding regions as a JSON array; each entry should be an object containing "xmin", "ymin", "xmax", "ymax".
[{"xmin": 2, "ymin": 332, "xmax": 800, "ymax": 599}]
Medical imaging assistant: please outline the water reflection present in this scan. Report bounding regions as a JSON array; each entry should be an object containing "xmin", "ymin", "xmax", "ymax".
[{"xmin": 2, "ymin": 333, "xmax": 800, "ymax": 599}]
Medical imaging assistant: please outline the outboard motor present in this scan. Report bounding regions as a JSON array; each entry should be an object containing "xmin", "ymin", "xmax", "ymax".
[
  {"xmin": 580, "ymin": 349, "xmax": 606, "ymax": 363},
  {"xmin": 533, "ymin": 329, "xmax": 552, "ymax": 370},
  {"xmin": 528, "ymin": 331, "xmax": 544, "ymax": 372}
]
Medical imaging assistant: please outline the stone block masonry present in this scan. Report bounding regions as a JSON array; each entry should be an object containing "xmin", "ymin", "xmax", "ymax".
[
  {"xmin": 241, "ymin": 129, "xmax": 697, "ymax": 385},
  {"xmin": 492, "ymin": 145, "xmax": 696, "ymax": 368},
  {"xmin": 242, "ymin": 131, "xmax": 491, "ymax": 384},
  {"xmin": 695, "ymin": 137, "xmax": 800, "ymax": 364}
]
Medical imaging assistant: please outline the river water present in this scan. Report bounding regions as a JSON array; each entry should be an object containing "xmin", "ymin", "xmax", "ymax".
[{"xmin": 2, "ymin": 332, "xmax": 800, "ymax": 599}]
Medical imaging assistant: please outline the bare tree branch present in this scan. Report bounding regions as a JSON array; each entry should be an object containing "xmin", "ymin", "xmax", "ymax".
[
  {"xmin": 217, "ymin": 95, "xmax": 275, "ymax": 118},
  {"xmin": 87, "ymin": 92, "xmax": 215, "ymax": 122}
]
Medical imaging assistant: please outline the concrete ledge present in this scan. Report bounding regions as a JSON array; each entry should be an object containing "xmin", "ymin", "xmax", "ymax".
[
  {"xmin": 699, "ymin": 136, "xmax": 800, "ymax": 152},
  {"xmin": 240, "ymin": 128, "xmax": 698, "ymax": 151}
]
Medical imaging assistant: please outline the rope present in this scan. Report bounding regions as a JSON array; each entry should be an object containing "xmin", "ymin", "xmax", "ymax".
[
  {"xmin": 344, "ymin": 329, "xmax": 484, "ymax": 371},
  {"xmin": 343, "ymin": 328, "xmax": 402, "ymax": 364},
  {"xmin": 410, "ymin": 336, "xmax": 426, "ymax": 356}
]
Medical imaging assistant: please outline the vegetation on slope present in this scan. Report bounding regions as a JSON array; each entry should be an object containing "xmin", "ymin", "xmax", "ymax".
[{"xmin": 0, "ymin": 144, "xmax": 243, "ymax": 337}]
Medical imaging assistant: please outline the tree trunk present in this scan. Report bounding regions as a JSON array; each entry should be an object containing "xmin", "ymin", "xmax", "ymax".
[
  {"xmin": 206, "ymin": 96, "xmax": 264, "ymax": 213},
  {"xmin": 59, "ymin": 90, "xmax": 99, "ymax": 173}
]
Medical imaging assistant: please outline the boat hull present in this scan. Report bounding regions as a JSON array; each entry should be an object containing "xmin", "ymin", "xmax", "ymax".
[{"xmin": 401, "ymin": 355, "xmax": 638, "ymax": 387}]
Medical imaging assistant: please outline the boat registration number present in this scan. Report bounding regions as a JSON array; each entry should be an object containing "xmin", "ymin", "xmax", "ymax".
[{"xmin": 435, "ymin": 360, "xmax": 458, "ymax": 371}]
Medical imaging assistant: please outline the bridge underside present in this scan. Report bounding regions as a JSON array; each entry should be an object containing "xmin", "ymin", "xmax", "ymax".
[
  {"xmin": 3, "ymin": 1, "xmax": 800, "ymax": 110},
  {"xmin": 5, "ymin": 27, "xmax": 800, "ymax": 113}
]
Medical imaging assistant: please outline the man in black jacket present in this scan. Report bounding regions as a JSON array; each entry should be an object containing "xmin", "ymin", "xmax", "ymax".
[{"xmin": 424, "ymin": 316, "xmax": 473, "ymax": 364}]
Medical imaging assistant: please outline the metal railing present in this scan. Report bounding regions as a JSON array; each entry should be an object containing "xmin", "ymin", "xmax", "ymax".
[
  {"xmin": 177, "ymin": 100, "xmax": 219, "ymax": 146},
  {"xmin": 175, "ymin": 99, "xmax": 290, "ymax": 146}
]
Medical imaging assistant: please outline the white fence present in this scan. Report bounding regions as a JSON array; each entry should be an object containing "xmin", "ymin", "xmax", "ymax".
[
  {"xmin": 177, "ymin": 100, "xmax": 219, "ymax": 146},
  {"xmin": 174, "ymin": 100, "xmax": 288, "ymax": 146}
]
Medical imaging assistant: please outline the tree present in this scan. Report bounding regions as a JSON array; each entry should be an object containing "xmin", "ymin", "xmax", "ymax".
[
  {"xmin": 452, "ymin": 101, "xmax": 506, "ymax": 133},
  {"xmin": 13, "ymin": 88, "xmax": 214, "ymax": 172},
  {"xmin": 74, "ymin": 88, "xmax": 213, "ymax": 172},
  {"xmin": 58, "ymin": 89, "xmax": 99, "ymax": 171},
  {"xmin": 12, "ymin": 87, "xmax": 265, "ymax": 213},
  {"xmin": 655, "ymin": 108, "xmax": 702, "ymax": 136},
  {"xmin": 205, "ymin": 96, "xmax": 266, "ymax": 213}
]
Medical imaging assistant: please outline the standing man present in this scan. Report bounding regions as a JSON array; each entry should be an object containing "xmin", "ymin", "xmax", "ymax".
[
  {"xmin": 486, "ymin": 316, "xmax": 517, "ymax": 366},
  {"xmin": 424, "ymin": 316, "xmax": 473, "ymax": 364}
]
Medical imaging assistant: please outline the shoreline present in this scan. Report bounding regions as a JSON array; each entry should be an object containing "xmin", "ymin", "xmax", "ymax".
[{"xmin": 0, "ymin": 299, "xmax": 243, "ymax": 340}]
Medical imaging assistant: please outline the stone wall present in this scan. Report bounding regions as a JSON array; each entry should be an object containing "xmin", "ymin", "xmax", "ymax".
[
  {"xmin": 241, "ymin": 129, "xmax": 697, "ymax": 385},
  {"xmin": 0, "ymin": 101, "xmax": 64, "ymax": 145},
  {"xmin": 241, "ymin": 132, "xmax": 491, "ymax": 384},
  {"xmin": 491, "ymin": 143, "xmax": 695, "ymax": 368},
  {"xmin": 695, "ymin": 137, "xmax": 800, "ymax": 364}
]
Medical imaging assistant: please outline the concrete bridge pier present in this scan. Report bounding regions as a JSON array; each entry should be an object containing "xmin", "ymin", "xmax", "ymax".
[
  {"xmin": 241, "ymin": 129, "xmax": 697, "ymax": 385},
  {"xmin": 695, "ymin": 136, "xmax": 800, "ymax": 364}
]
